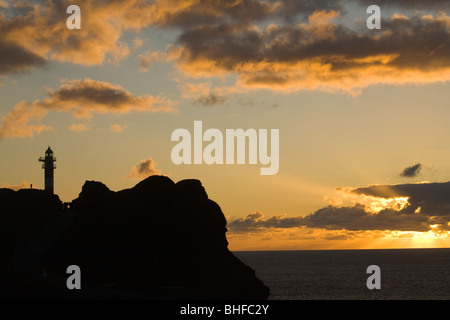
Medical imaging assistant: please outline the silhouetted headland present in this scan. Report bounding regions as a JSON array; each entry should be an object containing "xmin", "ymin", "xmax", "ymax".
[{"xmin": 0, "ymin": 176, "xmax": 269, "ymax": 299}]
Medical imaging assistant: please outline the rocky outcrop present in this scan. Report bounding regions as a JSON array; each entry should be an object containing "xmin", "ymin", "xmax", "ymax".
[
  {"xmin": 0, "ymin": 176, "xmax": 270, "ymax": 299},
  {"xmin": 0, "ymin": 188, "xmax": 62, "ymax": 259}
]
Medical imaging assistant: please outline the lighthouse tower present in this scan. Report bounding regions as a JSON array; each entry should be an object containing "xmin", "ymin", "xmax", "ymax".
[{"xmin": 38, "ymin": 146, "xmax": 56, "ymax": 194}]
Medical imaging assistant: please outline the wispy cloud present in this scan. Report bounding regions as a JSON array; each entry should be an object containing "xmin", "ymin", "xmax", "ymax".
[
  {"xmin": 69, "ymin": 123, "xmax": 90, "ymax": 132},
  {"xmin": 180, "ymin": 82, "xmax": 234, "ymax": 106},
  {"xmin": 109, "ymin": 124, "xmax": 128, "ymax": 133},
  {"xmin": 139, "ymin": 50, "xmax": 164, "ymax": 72},
  {"xmin": 1, "ymin": 180, "xmax": 32, "ymax": 191}
]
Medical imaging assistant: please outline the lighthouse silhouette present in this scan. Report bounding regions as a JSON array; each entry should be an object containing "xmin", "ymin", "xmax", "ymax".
[{"xmin": 39, "ymin": 146, "xmax": 56, "ymax": 194}]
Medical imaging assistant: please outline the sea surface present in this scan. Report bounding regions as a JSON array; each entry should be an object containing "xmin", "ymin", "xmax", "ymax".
[{"xmin": 233, "ymin": 248, "xmax": 450, "ymax": 300}]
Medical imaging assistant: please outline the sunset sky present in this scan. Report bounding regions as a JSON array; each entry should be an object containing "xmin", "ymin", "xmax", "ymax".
[{"xmin": 1, "ymin": 0, "xmax": 450, "ymax": 250}]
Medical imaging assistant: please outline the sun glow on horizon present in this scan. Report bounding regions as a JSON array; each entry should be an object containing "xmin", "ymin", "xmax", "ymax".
[{"xmin": 227, "ymin": 226, "xmax": 450, "ymax": 251}]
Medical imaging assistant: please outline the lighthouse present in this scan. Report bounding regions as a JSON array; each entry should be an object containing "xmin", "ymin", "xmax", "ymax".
[{"xmin": 38, "ymin": 146, "xmax": 56, "ymax": 194}]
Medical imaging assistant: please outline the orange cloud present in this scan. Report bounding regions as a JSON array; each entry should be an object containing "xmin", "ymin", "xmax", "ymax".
[
  {"xmin": 2, "ymin": 1, "xmax": 450, "ymax": 95},
  {"xmin": 0, "ymin": 101, "xmax": 53, "ymax": 138},
  {"xmin": 69, "ymin": 123, "xmax": 90, "ymax": 132},
  {"xmin": 127, "ymin": 158, "xmax": 162, "ymax": 179},
  {"xmin": 0, "ymin": 0, "xmax": 314, "ymax": 75},
  {"xmin": 139, "ymin": 50, "xmax": 164, "ymax": 72},
  {"xmin": 110, "ymin": 124, "xmax": 128, "ymax": 133},
  {"xmin": 1, "ymin": 180, "xmax": 32, "ymax": 191},
  {"xmin": 228, "ymin": 180, "xmax": 450, "ymax": 249},
  {"xmin": 0, "ymin": 0, "xmax": 133, "ymax": 71},
  {"xmin": 2, "ymin": 0, "xmax": 261, "ymax": 73},
  {"xmin": 170, "ymin": 9, "xmax": 450, "ymax": 94},
  {"xmin": 0, "ymin": 78, "xmax": 176, "ymax": 139}
]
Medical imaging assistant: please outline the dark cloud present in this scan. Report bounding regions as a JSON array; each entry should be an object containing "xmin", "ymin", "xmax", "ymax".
[
  {"xmin": 151, "ymin": 0, "xmax": 278, "ymax": 28},
  {"xmin": 175, "ymin": 13, "xmax": 450, "ymax": 71},
  {"xmin": 350, "ymin": 181, "xmax": 450, "ymax": 217},
  {"xmin": 145, "ymin": 0, "xmax": 450, "ymax": 29},
  {"xmin": 400, "ymin": 163, "xmax": 422, "ymax": 178},
  {"xmin": 302, "ymin": 204, "xmax": 430, "ymax": 231},
  {"xmin": 148, "ymin": 0, "xmax": 348, "ymax": 28},
  {"xmin": 352, "ymin": 0, "xmax": 450, "ymax": 9},
  {"xmin": 169, "ymin": 1, "xmax": 450, "ymax": 93},
  {"xmin": 229, "ymin": 205, "xmax": 431, "ymax": 232},
  {"xmin": 1, "ymin": 0, "xmax": 449, "ymax": 96},
  {"xmin": 2, "ymin": 0, "xmax": 450, "ymax": 93},
  {"xmin": 0, "ymin": 39, "xmax": 46, "ymax": 74},
  {"xmin": 229, "ymin": 211, "xmax": 303, "ymax": 231},
  {"xmin": 277, "ymin": 0, "xmax": 345, "ymax": 21}
]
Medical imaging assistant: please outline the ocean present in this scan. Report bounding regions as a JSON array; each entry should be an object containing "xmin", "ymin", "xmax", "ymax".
[{"xmin": 233, "ymin": 248, "xmax": 450, "ymax": 300}]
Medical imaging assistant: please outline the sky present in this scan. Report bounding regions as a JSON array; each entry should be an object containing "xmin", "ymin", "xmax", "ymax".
[{"xmin": 1, "ymin": 0, "xmax": 450, "ymax": 250}]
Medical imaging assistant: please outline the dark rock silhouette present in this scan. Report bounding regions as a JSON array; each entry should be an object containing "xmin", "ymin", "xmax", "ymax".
[
  {"xmin": 0, "ymin": 188, "xmax": 61, "ymax": 259},
  {"xmin": 0, "ymin": 176, "xmax": 270, "ymax": 299}
]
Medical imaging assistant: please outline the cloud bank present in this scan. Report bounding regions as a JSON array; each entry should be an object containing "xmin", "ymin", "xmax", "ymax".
[
  {"xmin": 229, "ymin": 181, "xmax": 450, "ymax": 234},
  {"xmin": 1, "ymin": 1, "xmax": 450, "ymax": 95},
  {"xmin": 171, "ymin": 9, "xmax": 450, "ymax": 94}
]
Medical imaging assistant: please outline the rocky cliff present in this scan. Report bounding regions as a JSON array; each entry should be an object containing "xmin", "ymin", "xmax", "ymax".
[
  {"xmin": 0, "ymin": 176, "xmax": 270, "ymax": 299},
  {"xmin": 0, "ymin": 188, "xmax": 61, "ymax": 259}
]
